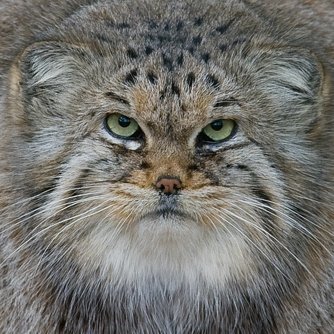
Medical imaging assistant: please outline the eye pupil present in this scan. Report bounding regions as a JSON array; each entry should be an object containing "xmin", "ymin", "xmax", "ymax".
[
  {"xmin": 210, "ymin": 120, "xmax": 223, "ymax": 131},
  {"xmin": 118, "ymin": 115, "xmax": 131, "ymax": 127}
]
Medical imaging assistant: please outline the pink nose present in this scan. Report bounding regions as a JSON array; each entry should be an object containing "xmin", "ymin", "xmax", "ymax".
[{"xmin": 155, "ymin": 176, "xmax": 182, "ymax": 195}]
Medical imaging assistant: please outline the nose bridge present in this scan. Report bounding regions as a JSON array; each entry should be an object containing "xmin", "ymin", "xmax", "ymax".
[
  {"xmin": 153, "ymin": 144, "xmax": 187, "ymax": 170},
  {"xmin": 147, "ymin": 142, "xmax": 190, "ymax": 183}
]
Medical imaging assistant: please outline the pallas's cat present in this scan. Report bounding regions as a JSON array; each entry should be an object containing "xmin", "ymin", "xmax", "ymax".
[{"xmin": 0, "ymin": 0, "xmax": 333, "ymax": 333}]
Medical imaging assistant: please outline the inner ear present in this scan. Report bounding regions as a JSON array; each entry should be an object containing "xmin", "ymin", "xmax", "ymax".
[
  {"xmin": 254, "ymin": 48, "xmax": 325, "ymax": 127},
  {"xmin": 260, "ymin": 49, "xmax": 323, "ymax": 102},
  {"xmin": 21, "ymin": 42, "xmax": 84, "ymax": 96},
  {"xmin": 9, "ymin": 42, "xmax": 86, "ymax": 123}
]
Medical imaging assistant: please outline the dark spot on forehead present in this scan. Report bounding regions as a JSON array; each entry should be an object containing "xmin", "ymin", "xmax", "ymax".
[
  {"xmin": 148, "ymin": 20, "xmax": 158, "ymax": 29},
  {"xmin": 231, "ymin": 38, "xmax": 247, "ymax": 47},
  {"xmin": 145, "ymin": 46, "xmax": 154, "ymax": 55},
  {"xmin": 160, "ymin": 87, "xmax": 168, "ymax": 100},
  {"xmin": 124, "ymin": 69, "xmax": 138, "ymax": 85},
  {"xmin": 158, "ymin": 34, "xmax": 172, "ymax": 44},
  {"xmin": 147, "ymin": 72, "xmax": 158, "ymax": 84},
  {"xmin": 94, "ymin": 33, "xmax": 112, "ymax": 43},
  {"xmin": 176, "ymin": 21, "xmax": 184, "ymax": 31},
  {"xmin": 220, "ymin": 44, "xmax": 228, "ymax": 52},
  {"xmin": 187, "ymin": 46, "xmax": 195, "ymax": 55},
  {"xmin": 186, "ymin": 72, "xmax": 195, "ymax": 89},
  {"xmin": 171, "ymin": 81, "xmax": 180, "ymax": 96},
  {"xmin": 220, "ymin": 39, "xmax": 247, "ymax": 54},
  {"xmin": 192, "ymin": 35, "xmax": 202, "ymax": 46},
  {"xmin": 206, "ymin": 74, "xmax": 220, "ymax": 89},
  {"xmin": 127, "ymin": 48, "xmax": 138, "ymax": 59},
  {"xmin": 162, "ymin": 53, "xmax": 174, "ymax": 71},
  {"xmin": 105, "ymin": 20, "xmax": 115, "ymax": 28},
  {"xmin": 177, "ymin": 53, "xmax": 184, "ymax": 66},
  {"xmin": 201, "ymin": 53, "xmax": 210, "ymax": 63},
  {"xmin": 215, "ymin": 20, "xmax": 234, "ymax": 34},
  {"xmin": 194, "ymin": 17, "xmax": 204, "ymax": 26},
  {"xmin": 117, "ymin": 22, "xmax": 130, "ymax": 29},
  {"xmin": 146, "ymin": 34, "xmax": 154, "ymax": 41},
  {"xmin": 176, "ymin": 35, "xmax": 187, "ymax": 44},
  {"xmin": 164, "ymin": 23, "xmax": 171, "ymax": 31}
]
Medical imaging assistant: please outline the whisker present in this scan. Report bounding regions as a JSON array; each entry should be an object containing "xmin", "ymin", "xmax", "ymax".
[
  {"xmin": 208, "ymin": 209, "xmax": 297, "ymax": 286},
  {"xmin": 215, "ymin": 206, "xmax": 314, "ymax": 278},
  {"xmin": 0, "ymin": 196, "xmax": 123, "ymax": 269},
  {"xmin": 0, "ymin": 189, "xmax": 107, "ymax": 233},
  {"xmin": 33, "ymin": 202, "xmax": 123, "ymax": 277}
]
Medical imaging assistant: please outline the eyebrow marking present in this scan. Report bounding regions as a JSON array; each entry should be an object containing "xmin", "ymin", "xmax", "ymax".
[
  {"xmin": 124, "ymin": 69, "xmax": 138, "ymax": 85},
  {"xmin": 214, "ymin": 98, "xmax": 239, "ymax": 108},
  {"xmin": 206, "ymin": 74, "xmax": 220, "ymax": 88},
  {"xmin": 104, "ymin": 91, "xmax": 129, "ymax": 105},
  {"xmin": 187, "ymin": 72, "xmax": 196, "ymax": 88},
  {"xmin": 147, "ymin": 71, "xmax": 158, "ymax": 84}
]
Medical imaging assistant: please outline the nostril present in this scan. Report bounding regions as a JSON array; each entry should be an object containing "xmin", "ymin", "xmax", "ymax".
[{"xmin": 155, "ymin": 176, "xmax": 182, "ymax": 195}]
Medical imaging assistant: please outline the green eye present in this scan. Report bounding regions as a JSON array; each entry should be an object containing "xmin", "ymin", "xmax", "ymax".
[
  {"xmin": 105, "ymin": 114, "xmax": 141, "ymax": 139},
  {"xmin": 201, "ymin": 119, "xmax": 236, "ymax": 142}
]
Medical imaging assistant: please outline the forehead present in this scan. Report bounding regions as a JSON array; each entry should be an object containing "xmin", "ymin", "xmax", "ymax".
[
  {"xmin": 61, "ymin": 1, "xmax": 257, "ymax": 131},
  {"xmin": 98, "ymin": 56, "xmax": 240, "ymax": 137},
  {"xmin": 61, "ymin": 0, "xmax": 256, "ymax": 69},
  {"xmin": 65, "ymin": 1, "xmax": 250, "ymax": 47}
]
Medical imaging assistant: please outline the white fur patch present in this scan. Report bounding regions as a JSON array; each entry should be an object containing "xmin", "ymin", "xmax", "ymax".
[{"xmin": 76, "ymin": 212, "xmax": 252, "ymax": 290}]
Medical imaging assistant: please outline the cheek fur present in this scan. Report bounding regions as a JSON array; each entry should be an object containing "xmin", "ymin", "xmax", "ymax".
[{"xmin": 1, "ymin": 0, "xmax": 333, "ymax": 331}]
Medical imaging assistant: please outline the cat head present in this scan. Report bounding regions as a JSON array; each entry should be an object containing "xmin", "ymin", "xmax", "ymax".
[{"xmin": 4, "ymin": 6, "xmax": 331, "ymax": 291}]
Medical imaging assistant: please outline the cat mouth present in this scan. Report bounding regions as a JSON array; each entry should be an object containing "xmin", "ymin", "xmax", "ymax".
[{"xmin": 146, "ymin": 195, "xmax": 188, "ymax": 219}]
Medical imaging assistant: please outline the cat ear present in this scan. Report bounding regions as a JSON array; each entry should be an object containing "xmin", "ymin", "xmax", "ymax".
[
  {"xmin": 13, "ymin": 42, "xmax": 85, "ymax": 120},
  {"xmin": 255, "ymin": 48, "xmax": 324, "ymax": 126}
]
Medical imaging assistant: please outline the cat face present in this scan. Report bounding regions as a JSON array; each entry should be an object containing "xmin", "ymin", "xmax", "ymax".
[{"xmin": 6, "ymin": 2, "xmax": 327, "ymax": 290}]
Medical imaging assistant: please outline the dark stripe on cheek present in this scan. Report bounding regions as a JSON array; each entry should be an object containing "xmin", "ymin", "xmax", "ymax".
[
  {"xmin": 66, "ymin": 169, "xmax": 90, "ymax": 201},
  {"xmin": 17, "ymin": 177, "xmax": 60, "ymax": 236},
  {"xmin": 289, "ymin": 204, "xmax": 316, "ymax": 234},
  {"xmin": 252, "ymin": 186, "xmax": 278, "ymax": 237},
  {"xmin": 33, "ymin": 178, "xmax": 58, "ymax": 197},
  {"xmin": 226, "ymin": 164, "xmax": 251, "ymax": 172}
]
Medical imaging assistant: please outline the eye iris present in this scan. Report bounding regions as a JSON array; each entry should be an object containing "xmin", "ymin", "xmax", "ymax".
[
  {"xmin": 210, "ymin": 120, "xmax": 223, "ymax": 131},
  {"xmin": 106, "ymin": 113, "xmax": 140, "ymax": 139},
  {"xmin": 201, "ymin": 119, "xmax": 236, "ymax": 143},
  {"xmin": 118, "ymin": 115, "xmax": 131, "ymax": 127}
]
